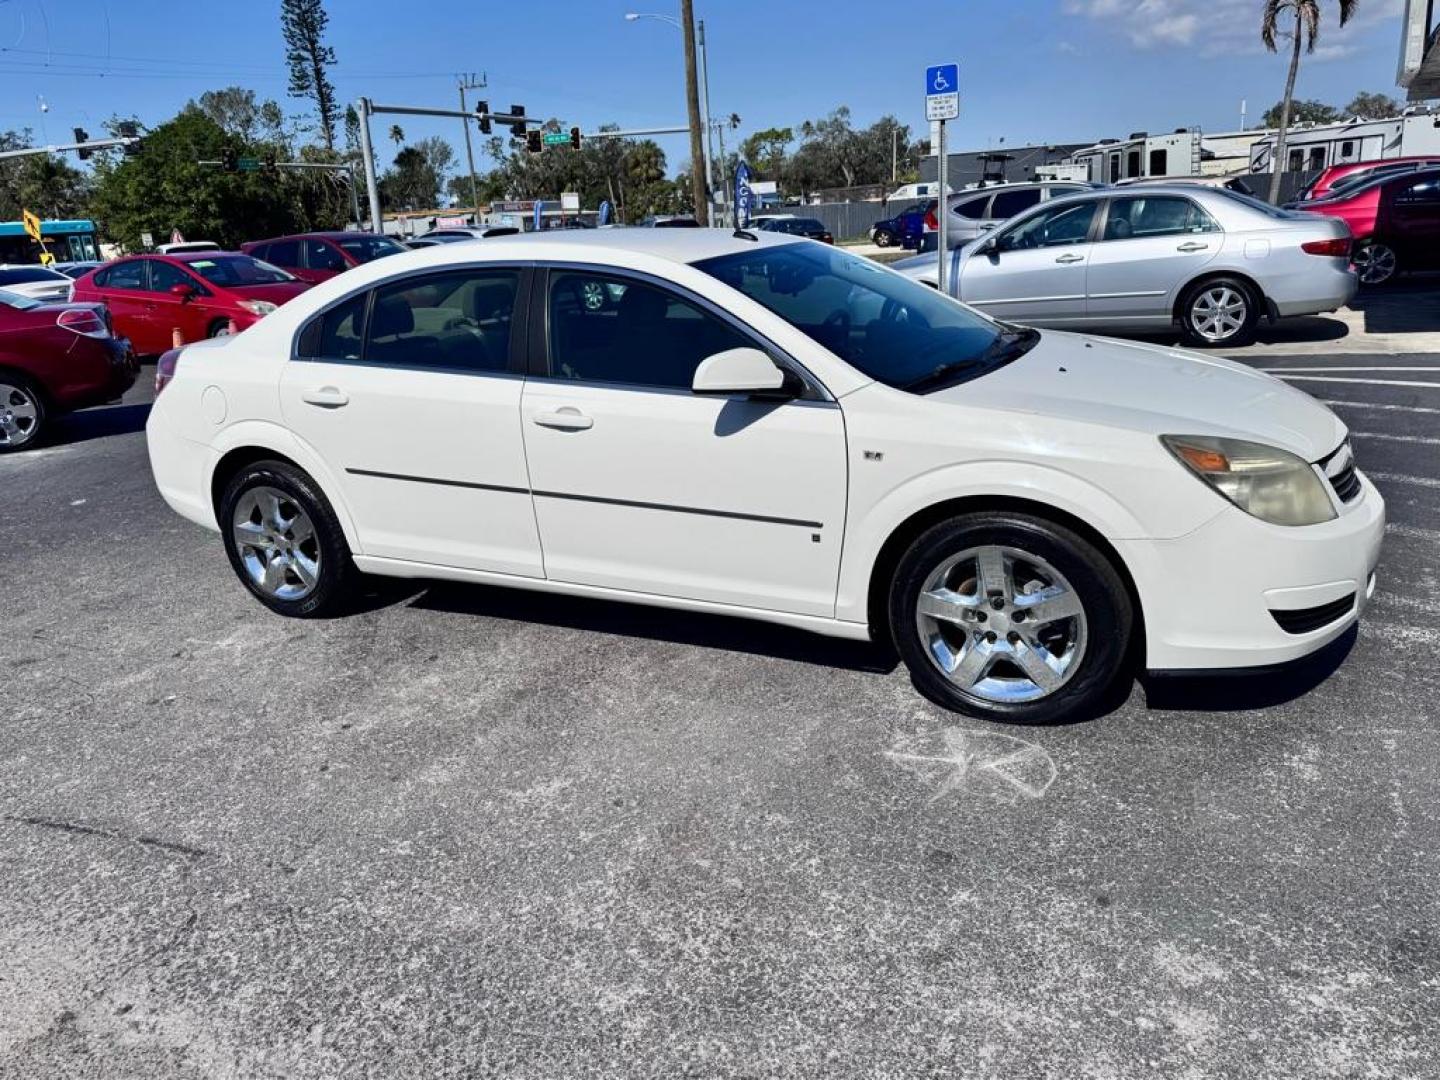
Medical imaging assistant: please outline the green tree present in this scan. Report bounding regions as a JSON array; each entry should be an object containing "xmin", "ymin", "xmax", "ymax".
[
  {"xmin": 783, "ymin": 108, "xmax": 909, "ymax": 197},
  {"xmin": 1261, "ymin": 98, "xmax": 1339, "ymax": 127},
  {"xmin": 739, "ymin": 126, "xmax": 792, "ymax": 179},
  {"xmin": 1344, "ymin": 91, "xmax": 1402, "ymax": 118},
  {"xmin": 388, "ymin": 124, "xmax": 404, "ymax": 147},
  {"xmin": 281, "ymin": 0, "xmax": 339, "ymax": 151},
  {"xmin": 89, "ymin": 106, "xmax": 310, "ymax": 249},
  {"xmin": 0, "ymin": 130, "xmax": 91, "ymax": 221},
  {"xmin": 1262, "ymin": 0, "xmax": 1360, "ymax": 199}
]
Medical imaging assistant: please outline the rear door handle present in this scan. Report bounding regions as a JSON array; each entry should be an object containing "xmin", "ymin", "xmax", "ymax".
[
  {"xmin": 1054, "ymin": 253, "xmax": 1085, "ymax": 264},
  {"xmin": 1177, "ymin": 242, "xmax": 1210, "ymax": 252},
  {"xmin": 533, "ymin": 407, "xmax": 593, "ymax": 431},
  {"xmin": 302, "ymin": 386, "xmax": 349, "ymax": 408}
]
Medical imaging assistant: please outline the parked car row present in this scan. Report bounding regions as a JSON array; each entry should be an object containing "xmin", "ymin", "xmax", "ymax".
[{"xmin": 1290, "ymin": 166, "xmax": 1440, "ymax": 286}]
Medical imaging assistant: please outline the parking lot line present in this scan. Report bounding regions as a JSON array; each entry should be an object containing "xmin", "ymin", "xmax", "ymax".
[
  {"xmin": 1368, "ymin": 471, "xmax": 1440, "ymax": 489},
  {"xmin": 1270, "ymin": 375, "xmax": 1440, "ymax": 389},
  {"xmin": 1322, "ymin": 399, "xmax": 1440, "ymax": 415},
  {"xmin": 1351, "ymin": 431, "xmax": 1440, "ymax": 445},
  {"xmin": 1260, "ymin": 366, "xmax": 1440, "ymax": 373}
]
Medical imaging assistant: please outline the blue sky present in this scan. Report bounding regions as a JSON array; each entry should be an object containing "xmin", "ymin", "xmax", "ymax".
[{"xmin": 0, "ymin": 0, "xmax": 1416, "ymax": 173}]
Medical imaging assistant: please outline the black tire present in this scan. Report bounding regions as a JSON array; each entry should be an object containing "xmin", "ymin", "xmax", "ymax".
[
  {"xmin": 208, "ymin": 318, "xmax": 234, "ymax": 339},
  {"xmin": 873, "ymin": 229, "xmax": 895, "ymax": 248},
  {"xmin": 1352, "ymin": 241, "xmax": 1399, "ymax": 288},
  {"xmin": 1178, "ymin": 276, "xmax": 1259, "ymax": 349},
  {"xmin": 0, "ymin": 373, "xmax": 48, "ymax": 454},
  {"xmin": 218, "ymin": 459, "xmax": 356, "ymax": 618},
  {"xmin": 888, "ymin": 512, "xmax": 1134, "ymax": 725}
]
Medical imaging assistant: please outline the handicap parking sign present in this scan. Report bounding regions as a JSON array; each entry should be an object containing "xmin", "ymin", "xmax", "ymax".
[{"xmin": 926, "ymin": 63, "xmax": 960, "ymax": 121}]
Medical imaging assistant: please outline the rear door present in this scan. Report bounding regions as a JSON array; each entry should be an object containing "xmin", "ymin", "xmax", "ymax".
[
  {"xmin": 278, "ymin": 266, "xmax": 544, "ymax": 575},
  {"xmin": 89, "ymin": 259, "xmax": 155, "ymax": 352},
  {"xmin": 1084, "ymin": 195, "xmax": 1222, "ymax": 325},
  {"xmin": 958, "ymin": 199, "xmax": 1099, "ymax": 325},
  {"xmin": 302, "ymin": 238, "xmax": 347, "ymax": 283},
  {"xmin": 262, "ymin": 239, "xmax": 304, "ymax": 280},
  {"xmin": 1385, "ymin": 174, "xmax": 1440, "ymax": 269}
]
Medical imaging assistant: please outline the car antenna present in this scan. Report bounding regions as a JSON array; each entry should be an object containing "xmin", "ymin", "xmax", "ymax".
[{"xmin": 733, "ymin": 227, "xmax": 758, "ymax": 241}]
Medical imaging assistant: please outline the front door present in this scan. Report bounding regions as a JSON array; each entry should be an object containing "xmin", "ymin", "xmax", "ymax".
[
  {"xmin": 959, "ymin": 200, "xmax": 1098, "ymax": 325},
  {"xmin": 520, "ymin": 269, "xmax": 847, "ymax": 617},
  {"xmin": 1386, "ymin": 174, "xmax": 1440, "ymax": 270},
  {"xmin": 144, "ymin": 259, "xmax": 214, "ymax": 347},
  {"xmin": 278, "ymin": 266, "xmax": 544, "ymax": 577},
  {"xmin": 1085, "ymin": 195, "xmax": 1222, "ymax": 325},
  {"xmin": 301, "ymin": 238, "xmax": 347, "ymax": 284}
]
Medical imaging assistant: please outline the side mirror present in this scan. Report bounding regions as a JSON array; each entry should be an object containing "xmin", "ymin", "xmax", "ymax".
[
  {"xmin": 170, "ymin": 283, "xmax": 196, "ymax": 300},
  {"xmin": 692, "ymin": 347, "xmax": 796, "ymax": 399},
  {"xmin": 976, "ymin": 237, "xmax": 999, "ymax": 257}
]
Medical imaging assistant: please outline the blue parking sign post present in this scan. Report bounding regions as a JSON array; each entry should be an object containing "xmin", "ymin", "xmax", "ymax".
[{"xmin": 925, "ymin": 63, "xmax": 960, "ymax": 292}]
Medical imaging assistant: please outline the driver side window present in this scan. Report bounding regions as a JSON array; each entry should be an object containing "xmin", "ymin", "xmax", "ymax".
[{"xmin": 997, "ymin": 202, "xmax": 1098, "ymax": 251}]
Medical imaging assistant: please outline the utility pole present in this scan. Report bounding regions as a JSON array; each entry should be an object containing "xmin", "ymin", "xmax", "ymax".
[
  {"xmin": 680, "ymin": 0, "xmax": 708, "ymax": 225},
  {"xmin": 696, "ymin": 19, "xmax": 717, "ymax": 227},
  {"xmin": 357, "ymin": 98, "xmax": 382, "ymax": 233},
  {"xmin": 457, "ymin": 73, "xmax": 486, "ymax": 220}
]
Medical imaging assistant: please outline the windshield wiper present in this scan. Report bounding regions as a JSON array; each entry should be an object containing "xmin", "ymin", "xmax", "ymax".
[{"xmin": 901, "ymin": 326, "xmax": 1040, "ymax": 394}]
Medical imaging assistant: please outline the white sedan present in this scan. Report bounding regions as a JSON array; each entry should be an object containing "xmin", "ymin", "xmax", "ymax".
[{"xmin": 146, "ymin": 230, "xmax": 1384, "ymax": 724}]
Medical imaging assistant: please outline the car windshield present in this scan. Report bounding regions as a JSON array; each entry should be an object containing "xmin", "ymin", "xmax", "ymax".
[
  {"xmin": 184, "ymin": 255, "xmax": 295, "ymax": 286},
  {"xmin": 0, "ymin": 266, "xmax": 66, "ymax": 285},
  {"xmin": 337, "ymin": 236, "xmax": 405, "ymax": 262},
  {"xmin": 695, "ymin": 241, "xmax": 1023, "ymax": 392},
  {"xmin": 0, "ymin": 287, "xmax": 42, "ymax": 309}
]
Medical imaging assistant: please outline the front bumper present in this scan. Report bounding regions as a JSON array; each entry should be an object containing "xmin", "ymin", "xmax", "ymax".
[{"xmin": 1123, "ymin": 472, "xmax": 1385, "ymax": 671}]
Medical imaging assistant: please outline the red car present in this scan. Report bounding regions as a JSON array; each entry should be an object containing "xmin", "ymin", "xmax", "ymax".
[
  {"xmin": 70, "ymin": 252, "xmax": 311, "ymax": 355},
  {"xmin": 1294, "ymin": 155, "xmax": 1440, "ymax": 204},
  {"xmin": 0, "ymin": 290, "xmax": 136, "ymax": 452},
  {"xmin": 1298, "ymin": 167, "xmax": 1440, "ymax": 286},
  {"xmin": 241, "ymin": 231, "xmax": 405, "ymax": 284}
]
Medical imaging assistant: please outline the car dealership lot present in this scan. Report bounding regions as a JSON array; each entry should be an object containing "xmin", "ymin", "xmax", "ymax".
[{"xmin": 1, "ymin": 340, "xmax": 1437, "ymax": 1077}]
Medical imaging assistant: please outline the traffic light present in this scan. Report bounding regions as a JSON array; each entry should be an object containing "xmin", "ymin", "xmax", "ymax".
[
  {"xmin": 117, "ymin": 121, "xmax": 141, "ymax": 156},
  {"xmin": 263, "ymin": 151, "xmax": 277, "ymax": 171},
  {"xmin": 525, "ymin": 130, "xmax": 542, "ymax": 154},
  {"xmin": 508, "ymin": 104, "xmax": 526, "ymax": 138},
  {"xmin": 569, "ymin": 126, "xmax": 582, "ymax": 151},
  {"xmin": 73, "ymin": 128, "xmax": 92, "ymax": 161},
  {"xmin": 476, "ymin": 101, "xmax": 491, "ymax": 135},
  {"xmin": 221, "ymin": 145, "xmax": 238, "ymax": 172}
]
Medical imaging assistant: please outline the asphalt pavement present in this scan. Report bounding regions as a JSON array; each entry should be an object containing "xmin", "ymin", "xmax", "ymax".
[{"xmin": 1, "ymin": 329, "xmax": 1437, "ymax": 1077}]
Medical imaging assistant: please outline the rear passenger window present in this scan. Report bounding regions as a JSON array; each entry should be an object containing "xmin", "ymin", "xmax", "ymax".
[
  {"xmin": 988, "ymin": 189, "xmax": 1042, "ymax": 219},
  {"xmin": 266, "ymin": 240, "xmax": 301, "ymax": 268},
  {"xmin": 299, "ymin": 293, "xmax": 369, "ymax": 362},
  {"xmin": 952, "ymin": 196, "xmax": 990, "ymax": 220},
  {"xmin": 1103, "ymin": 197, "xmax": 1219, "ymax": 241},
  {"xmin": 364, "ymin": 270, "xmax": 518, "ymax": 372},
  {"xmin": 547, "ymin": 272, "xmax": 751, "ymax": 390},
  {"xmin": 305, "ymin": 240, "xmax": 346, "ymax": 272}
]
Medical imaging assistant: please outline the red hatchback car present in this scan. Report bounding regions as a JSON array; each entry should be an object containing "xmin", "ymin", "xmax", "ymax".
[
  {"xmin": 241, "ymin": 231, "xmax": 406, "ymax": 284},
  {"xmin": 0, "ymin": 290, "xmax": 136, "ymax": 452},
  {"xmin": 70, "ymin": 252, "xmax": 311, "ymax": 355},
  {"xmin": 1298, "ymin": 167, "xmax": 1440, "ymax": 286},
  {"xmin": 1294, "ymin": 155, "xmax": 1440, "ymax": 203}
]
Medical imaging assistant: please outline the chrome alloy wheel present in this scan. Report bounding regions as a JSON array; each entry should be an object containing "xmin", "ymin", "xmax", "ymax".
[
  {"xmin": 1189, "ymin": 285, "xmax": 1248, "ymax": 343},
  {"xmin": 0, "ymin": 382, "xmax": 40, "ymax": 449},
  {"xmin": 232, "ymin": 486, "xmax": 321, "ymax": 601},
  {"xmin": 915, "ymin": 545, "xmax": 1088, "ymax": 704},
  {"xmin": 1353, "ymin": 243, "xmax": 1397, "ymax": 286}
]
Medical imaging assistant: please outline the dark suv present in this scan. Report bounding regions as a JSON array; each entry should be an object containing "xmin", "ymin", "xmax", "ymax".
[{"xmin": 870, "ymin": 202, "xmax": 932, "ymax": 248}]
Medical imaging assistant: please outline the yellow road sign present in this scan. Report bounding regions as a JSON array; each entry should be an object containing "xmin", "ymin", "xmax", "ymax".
[{"xmin": 21, "ymin": 209, "xmax": 41, "ymax": 242}]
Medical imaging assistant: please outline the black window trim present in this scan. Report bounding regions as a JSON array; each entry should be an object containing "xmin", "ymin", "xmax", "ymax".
[
  {"xmin": 527, "ymin": 261, "xmax": 834, "ymax": 403},
  {"xmin": 100, "ymin": 257, "xmax": 151, "ymax": 291},
  {"xmin": 290, "ymin": 262, "xmax": 535, "ymax": 377}
]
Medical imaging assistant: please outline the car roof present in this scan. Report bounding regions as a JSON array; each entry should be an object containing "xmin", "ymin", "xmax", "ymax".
[
  {"xmin": 464, "ymin": 226, "xmax": 804, "ymax": 264},
  {"xmin": 164, "ymin": 250, "xmax": 246, "ymax": 262}
]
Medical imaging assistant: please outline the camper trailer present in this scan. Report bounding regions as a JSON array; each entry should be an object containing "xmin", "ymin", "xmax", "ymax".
[
  {"xmin": 1248, "ymin": 110, "xmax": 1440, "ymax": 173},
  {"xmin": 1072, "ymin": 130, "xmax": 1204, "ymax": 184}
]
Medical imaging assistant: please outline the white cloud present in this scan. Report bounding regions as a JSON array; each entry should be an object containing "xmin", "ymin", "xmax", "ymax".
[{"xmin": 1062, "ymin": 0, "xmax": 1388, "ymax": 57}]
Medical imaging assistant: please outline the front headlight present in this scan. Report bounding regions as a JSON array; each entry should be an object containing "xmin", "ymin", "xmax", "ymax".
[
  {"xmin": 238, "ymin": 300, "xmax": 277, "ymax": 316},
  {"xmin": 1161, "ymin": 434, "xmax": 1336, "ymax": 526}
]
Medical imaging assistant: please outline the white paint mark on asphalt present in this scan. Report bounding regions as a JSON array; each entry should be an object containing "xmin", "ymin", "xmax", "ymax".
[
  {"xmin": 1270, "ymin": 375, "xmax": 1440, "ymax": 389},
  {"xmin": 1351, "ymin": 431, "xmax": 1440, "ymax": 446},
  {"xmin": 1261, "ymin": 366, "xmax": 1440, "ymax": 373},
  {"xmin": 1386, "ymin": 522, "xmax": 1440, "ymax": 541},
  {"xmin": 884, "ymin": 727, "xmax": 1056, "ymax": 804},
  {"xmin": 1363, "ymin": 623, "xmax": 1440, "ymax": 647},
  {"xmin": 1152, "ymin": 942, "xmax": 1226, "ymax": 988},
  {"xmin": 69, "ymin": 499, "xmax": 86, "ymax": 507},
  {"xmin": 1323, "ymin": 399, "xmax": 1440, "ymax": 415},
  {"xmin": 1368, "ymin": 471, "xmax": 1440, "ymax": 490}
]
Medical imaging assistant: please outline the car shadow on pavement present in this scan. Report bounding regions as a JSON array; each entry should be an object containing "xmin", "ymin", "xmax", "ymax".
[
  {"xmin": 51, "ymin": 402, "xmax": 151, "ymax": 446},
  {"xmin": 1139, "ymin": 626, "xmax": 1356, "ymax": 712},
  {"xmin": 1128, "ymin": 315, "xmax": 1350, "ymax": 351},
  {"xmin": 409, "ymin": 581, "xmax": 900, "ymax": 674}
]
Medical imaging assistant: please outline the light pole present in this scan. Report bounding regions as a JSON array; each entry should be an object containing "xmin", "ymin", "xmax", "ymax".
[{"xmin": 626, "ymin": 10, "xmax": 715, "ymax": 225}]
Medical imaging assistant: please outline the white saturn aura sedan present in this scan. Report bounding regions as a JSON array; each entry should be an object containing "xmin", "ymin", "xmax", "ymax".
[{"xmin": 146, "ymin": 229, "xmax": 1384, "ymax": 724}]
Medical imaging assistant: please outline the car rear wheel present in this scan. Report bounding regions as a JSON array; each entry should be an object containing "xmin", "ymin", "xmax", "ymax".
[
  {"xmin": 219, "ymin": 460, "xmax": 355, "ymax": 617},
  {"xmin": 0, "ymin": 376, "xmax": 46, "ymax": 453},
  {"xmin": 208, "ymin": 318, "xmax": 234, "ymax": 339},
  {"xmin": 1353, "ymin": 242, "xmax": 1398, "ymax": 287},
  {"xmin": 873, "ymin": 229, "xmax": 895, "ymax": 248},
  {"xmin": 1179, "ymin": 277, "xmax": 1258, "ymax": 348},
  {"xmin": 888, "ymin": 512, "xmax": 1134, "ymax": 725}
]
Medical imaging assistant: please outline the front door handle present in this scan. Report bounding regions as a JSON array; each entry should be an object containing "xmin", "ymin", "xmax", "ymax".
[
  {"xmin": 532, "ymin": 407, "xmax": 593, "ymax": 431},
  {"xmin": 1177, "ymin": 242, "xmax": 1210, "ymax": 252},
  {"xmin": 1054, "ymin": 253, "xmax": 1085, "ymax": 264},
  {"xmin": 302, "ymin": 386, "xmax": 349, "ymax": 408}
]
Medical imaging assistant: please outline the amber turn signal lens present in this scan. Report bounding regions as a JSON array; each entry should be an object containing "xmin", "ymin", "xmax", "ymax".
[{"xmin": 1175, "ymin": 445, "xmax": 1230, "ymax": 473}]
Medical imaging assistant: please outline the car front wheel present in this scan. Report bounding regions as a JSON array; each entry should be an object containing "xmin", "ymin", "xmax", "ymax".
[
  {"xmin": 1179, "ymin": 277, "xmax": 1258, "ymax": 348},
  {"xmin": 0, "ymin": 376, "xmax": 46, "ymax": 453},
  {"xmin": 888, "ymin": 512, "xmax": 1134, "ymax": 725},
  {"xmin": 219, "ymin": 460, "xmax": 355, "ymax": 617},
  {"xmin": 873, "ymin": 229, "xmax": 894, "ymax": 248},
  {"xmin": 1353, "ymin": 241, "xmax": 1398, "ymax": 287}
]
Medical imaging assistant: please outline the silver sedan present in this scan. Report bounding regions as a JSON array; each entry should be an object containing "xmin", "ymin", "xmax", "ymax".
[{"xmin": 896, "ymin": 186, "xmax": 1356, "ymax": 348}]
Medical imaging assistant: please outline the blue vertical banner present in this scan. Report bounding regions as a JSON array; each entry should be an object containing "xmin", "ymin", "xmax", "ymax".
[
  {"xmin": 533, "ymin": 201, "xmax": 543, "ymax": 231},
  {"xmin": 735, "ymin": 161, "xmax": 753, "ymax": 228},
  {"xmin": 598, "ymin": 200, "xmax": 612, "ymax": 226}
]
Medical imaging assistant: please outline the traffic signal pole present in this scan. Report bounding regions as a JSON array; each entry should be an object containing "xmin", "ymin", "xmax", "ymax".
[{"xmin": 0, "ymin": 135, "xmax": 139, "ymax": 161}]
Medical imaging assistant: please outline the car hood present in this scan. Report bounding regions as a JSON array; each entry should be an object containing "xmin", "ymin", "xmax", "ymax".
[{"xmin": 927, "ymin": 331, "xmax": 1346, "ymax": 462}]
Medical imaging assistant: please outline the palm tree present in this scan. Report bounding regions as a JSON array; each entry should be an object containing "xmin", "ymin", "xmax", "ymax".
[
  {"xmin": 1262, "ymin": 0, "xmax": 1359, "ymax": 202},
  {"xmin": 388, "ymin": 124, "xmax": 404, "ymax": 148}
]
